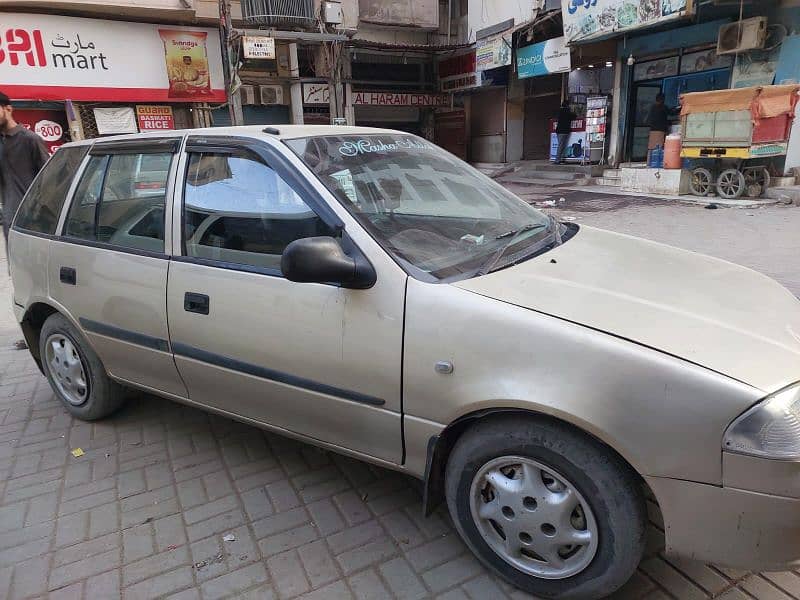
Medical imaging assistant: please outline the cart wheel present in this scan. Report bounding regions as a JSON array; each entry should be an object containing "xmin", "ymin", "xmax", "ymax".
[
  {"xmin": 744, "ymin": 167, "xmax": 770, "ymax": 197},
  {"xmin": 689, "ymin": 167, "xmax": 713, "ymax": 196},
  {"xmin": 717, "ymin": 168, "xmax": 746, "ymax": 199}
]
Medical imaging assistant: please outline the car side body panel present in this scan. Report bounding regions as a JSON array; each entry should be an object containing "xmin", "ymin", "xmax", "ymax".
[
  {"xmin": 8, "ymin": 229, "xmax": 50, "ymax": 313},
  {"xmin": 47, "ymin": 239, "xmax": 188, "ymax": 397},
  {"xmin": 402, "ymin": 277, "xmax": 762, "ymax": 485}
]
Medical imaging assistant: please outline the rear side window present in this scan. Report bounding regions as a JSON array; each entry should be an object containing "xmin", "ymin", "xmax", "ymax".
[
  {"xmin": 14, "ymin": 146, "xmax": 89, "ymax": 234},
  {"xmin": 64, "ymin": 151, "xmax": 173, "ymax": 253}
]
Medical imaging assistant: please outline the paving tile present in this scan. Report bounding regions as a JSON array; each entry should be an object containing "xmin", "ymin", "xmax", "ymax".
[
  {"xmin": 123, "ymin": 565, "xmax": 194, "ymax": 600},
  {"xmin": 199, "ymin": 563, "xmax": 270, "ymax": 600}
]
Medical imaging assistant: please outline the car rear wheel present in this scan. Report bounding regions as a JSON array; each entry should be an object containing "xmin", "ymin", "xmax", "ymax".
[
  {"xmin": 40, "ymin": 313, "xmax": 126, "ymax": 421},
  {"xmin": 445, "ymin": 416, "xmax": 646, "ymax": 599}
]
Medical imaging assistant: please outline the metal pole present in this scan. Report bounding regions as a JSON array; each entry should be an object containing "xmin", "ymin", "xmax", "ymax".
[{"xmin": 447, "ymin": 0, "xmax": 452, "ymax": 44}]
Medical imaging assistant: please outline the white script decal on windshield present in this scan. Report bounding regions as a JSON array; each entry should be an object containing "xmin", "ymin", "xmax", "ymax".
[{"xmin": 338, "ymin": 138, "xmax": 433, "ymax": 157}]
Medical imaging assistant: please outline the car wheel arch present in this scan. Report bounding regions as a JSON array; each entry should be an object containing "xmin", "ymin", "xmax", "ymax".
[
  {"xmin": 20, "ymin": 301, "xmax": 84, "ymax": 373},
  {"xmin": 421, "ymin": 407, "xmax": 654, "ymax": 518}
]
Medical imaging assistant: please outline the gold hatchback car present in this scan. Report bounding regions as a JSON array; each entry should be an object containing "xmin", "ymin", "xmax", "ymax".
[{"xmin": 9, "ymin": 126, "xmax": 800, "ymax": 599}]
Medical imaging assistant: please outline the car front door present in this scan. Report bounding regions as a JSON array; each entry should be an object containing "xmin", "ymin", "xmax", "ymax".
[
  {"xmin": 49, "ymin": 138, "xmax": 188, "ymax": 397},
  {"xmin": 165, "ymin": 136, "xmax": 405, "ymax": 463}
]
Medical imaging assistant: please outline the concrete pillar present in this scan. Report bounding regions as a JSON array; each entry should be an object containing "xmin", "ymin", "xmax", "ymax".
[
  {"xmin": 343, "ymin": 52, "xmax": 354, "ymax": 125},
  {"xmin": 607, "ymin": 57, "xmax": 624, "ymax": 167},
  {"xmin": 288, "ymin": 42, "xmax": 304, "ymax": 125}
]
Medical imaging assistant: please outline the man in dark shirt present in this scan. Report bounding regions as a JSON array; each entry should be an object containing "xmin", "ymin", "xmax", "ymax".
[
  {"xmin": 0, "ymin": 91, "xmax": 50, "ymax": 246},
  {"xmin": 554, "ymin": 100, "xmax": 575, "ymax": 164},
  {"xmin": 647, "ymin": 93, "xmax": 669, "ymax": 150}
]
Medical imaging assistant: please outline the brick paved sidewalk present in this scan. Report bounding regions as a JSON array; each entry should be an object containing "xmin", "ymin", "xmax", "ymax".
[{"xmin": 3, "ymin": 205, "xmax": 800, "ymax": 599}]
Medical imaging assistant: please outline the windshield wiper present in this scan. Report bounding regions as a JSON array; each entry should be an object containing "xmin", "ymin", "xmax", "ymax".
[{"xmin": 474, "ymin": 221, "xmax": 548, "ymax": 277}]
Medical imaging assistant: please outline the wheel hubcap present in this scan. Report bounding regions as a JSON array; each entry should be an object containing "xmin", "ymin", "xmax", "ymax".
[
  {"xmin": 469, "ymin": 456, "xmax": 599, "ymax": 579},
  {"xmin": 45, "ymin": 334, "xmax": 89, "ymax": 406}
]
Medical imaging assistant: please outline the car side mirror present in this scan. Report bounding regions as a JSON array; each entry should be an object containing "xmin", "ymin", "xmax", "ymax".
[{"xmin": 281, "ymin": 236, "xmax": 376, "ymax": 289}]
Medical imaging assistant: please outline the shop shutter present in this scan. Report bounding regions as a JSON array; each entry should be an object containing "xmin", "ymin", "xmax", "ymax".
[{"xmin": 211, "ymin": 105, "xmax": 291, "ymax": 127}]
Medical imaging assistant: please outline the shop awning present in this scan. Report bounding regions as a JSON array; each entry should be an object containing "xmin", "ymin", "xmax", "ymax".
[
  {"xmin": 680, "ymin": 87, "xmax": 760, "ymax": 115},
  {"xmin": 754, "ymin": 84, "xmax": 800, "ymax": 118},
  {"xmin": 680, "ymin": 85, "xmax": 800, "ymax": 118}
]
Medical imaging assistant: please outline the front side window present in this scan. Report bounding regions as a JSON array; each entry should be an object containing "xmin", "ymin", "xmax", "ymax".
[
  {"xmin": 14, "ymin": 146, "xmax": 89, "ymax": 234},
  {"xmin": 182, "ymin": 152, "xmax": 336, "ymax": 271},
  {"xmin": 286, "ymin": 135, "xmax": 561, "ymax": 280},
  {"xmin": 64, "ymin": 151, "xmax": 172, "ymax": 253}
]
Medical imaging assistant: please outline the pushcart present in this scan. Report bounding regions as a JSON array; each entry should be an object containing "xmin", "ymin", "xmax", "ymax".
[{"xmin": 679, "ymin": 84, "xmax": 800, "ymax": 198}]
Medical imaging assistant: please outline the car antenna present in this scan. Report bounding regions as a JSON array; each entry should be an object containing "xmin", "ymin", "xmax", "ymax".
[{"xmin": 263, "ymin": 127, "xmax": 280, "ymax": 135}]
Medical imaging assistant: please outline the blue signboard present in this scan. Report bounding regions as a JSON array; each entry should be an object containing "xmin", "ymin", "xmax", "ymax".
[{"xmin": 516, "ymin": 36, "xmax": 571, "ymax": 79}]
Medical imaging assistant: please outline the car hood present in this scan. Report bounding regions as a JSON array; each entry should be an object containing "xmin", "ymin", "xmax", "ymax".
[{"xmin": 455, "ymin": 226, "xmax": 800, "ymax": 393}]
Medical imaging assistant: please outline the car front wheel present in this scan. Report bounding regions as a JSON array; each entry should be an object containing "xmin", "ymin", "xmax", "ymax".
[{"xmin": 445, "ymin": 416, "xmax": 646, "ymax": 599}]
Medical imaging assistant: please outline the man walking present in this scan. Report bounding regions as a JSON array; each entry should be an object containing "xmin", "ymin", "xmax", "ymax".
[
  {"xmin": 554, "ymin": 100, "xmax": 575, "ymax": 164},
  {"xmin": 647, "ymin": 92, "xmax": 669, "ymax": 151},
  {"xmin": 0, "ymin": 92, "xmax": 50, "ymax": 246}
]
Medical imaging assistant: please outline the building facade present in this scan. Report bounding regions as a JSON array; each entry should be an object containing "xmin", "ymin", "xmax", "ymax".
[{"xmin": 4, "ymin": 0, "xmax": 800, "ymax": 173}]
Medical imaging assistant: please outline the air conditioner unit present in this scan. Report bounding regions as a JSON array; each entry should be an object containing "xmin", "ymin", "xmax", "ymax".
[
  {"xmin": 259, "ymin": 85, "xmax": 285, "ymax": 105},
  {"xmin": 717, "ymin": 17, "xmax": 767, "ymax": 55},
  {"xmin": 240, "ymin": 85, "xmax": 258, "ymax": 105}
]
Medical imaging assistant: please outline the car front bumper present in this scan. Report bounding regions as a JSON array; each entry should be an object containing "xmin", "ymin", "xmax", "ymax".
[{"xmin": 647, "ymin": 466, "xmax": 800, "ymax": 570}]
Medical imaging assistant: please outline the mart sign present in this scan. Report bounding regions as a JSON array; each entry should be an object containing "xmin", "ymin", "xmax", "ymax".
[{"xmin": 0, "ymin": 13, "xmax": 225, "ymax": 102}]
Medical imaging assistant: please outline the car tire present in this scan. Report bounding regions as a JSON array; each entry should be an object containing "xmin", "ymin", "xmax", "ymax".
[
  {"xmin": 39, "ymin": 313, "xmax": 126, "ymax": 421},
  {"xmin": 445, "ymin": 415, "xmax": 646, "ymax": 600}
]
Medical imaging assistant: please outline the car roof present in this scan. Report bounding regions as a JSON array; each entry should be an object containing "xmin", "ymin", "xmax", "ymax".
[{"xmin": 65, "ymin": 125, "xmax": 405, "ymax": 148}]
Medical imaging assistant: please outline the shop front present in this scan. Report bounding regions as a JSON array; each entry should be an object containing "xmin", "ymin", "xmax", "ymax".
[
  {"xmin": 625, "ymin": 47, "xmax": 733, "ymax": 162},
  {"xmin": 350, "ymin": 90, "xmax": 448, "ymax": 135},
  {"xmin": 0, "ymin": 12, "xmax": 226, "ymax": 141},
  {"xmin": 517, "ymin": 35, "xmax": 572, "ymax": 160},
  {"xmin": 347, "ymin": 49, "xmax": 439, "ymax": 136},
  {"xmin": 438, "ymin": 49, "xmax": 511, "ymax": 162}
]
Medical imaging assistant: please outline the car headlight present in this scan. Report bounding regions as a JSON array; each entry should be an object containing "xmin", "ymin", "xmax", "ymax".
[{"xmin": 723, "ymin": 383, "xmax": 800, "ymax": 459}]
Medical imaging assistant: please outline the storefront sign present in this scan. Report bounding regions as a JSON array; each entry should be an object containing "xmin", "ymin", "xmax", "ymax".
[
  {"xmin": 439, "ymin": 52, "xmax": 482, "ymax": 92},
  {"xmin": 476, "ymin": 35, "xmax": 511, "ymax": 71},
  {"xmin": 303, "ymin": 83, "xmax": 330, "ymax": 105},
  {"xmin": 680, "ymin": 49, "xmax": 732, "ymax": 75},
  {"xmin": 93, "ymin": 107, "xmax": 137, "ymax": 135},
  {"xmin": 0, "ymin": 13, "xmax": 225, "ymax": 102},
  {"xmin": 440, "ymin": 73, "xmax": 482, "ymax": 92},
  {"xmin": 136, "ymin": 105, "xmax": 175, "ymax": 131},
  {"xmin": 732, "ymin": 46, "xmax": 780, "ymax": 89},
  {"xmin": 517, "ymin": 37, "xmax": 571, "ymax": 79},
  {"xmin": 562, "ymin": 0, "xmax": 694, "ymax": 44},
  {"xmin": 242, "ymin": 36, "xmax": 275, "ymax": 60},
  {"xmin": 14, "ymin": 109, "xmax": 67, "ymax": 154},
  {"xmin": 549, "ymin": 117, "xmax": 587, "ymax": 162},
  {"xmin": 633, "ymin": 56, "xmax": 679, "ymax": 81},
  {"xmin": 351, "ymin": 91, "xmax": 449, "ymax": 107}
]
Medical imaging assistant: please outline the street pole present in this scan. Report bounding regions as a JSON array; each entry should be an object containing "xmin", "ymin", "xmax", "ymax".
[{"xmin": 219, "ymin": 0, "xmax": 243, "ymax": 125}]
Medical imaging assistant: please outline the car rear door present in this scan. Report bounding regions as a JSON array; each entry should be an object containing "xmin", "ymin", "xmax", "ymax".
[
  {"xmin": 49, "ymin": 138, "xmax": 187, "ymax": 397},
  {"xmin": 165, "ymin": 135, "xmax": 405, "ymax": 463}
]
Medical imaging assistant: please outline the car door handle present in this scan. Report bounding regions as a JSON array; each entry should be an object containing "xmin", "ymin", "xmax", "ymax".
[
  {"xmin": 184, "ymin": 292, "xmax": 210, "ymax": 315},
  {"xmin": 60, "ymin": 267, "xmax": 76, "ymax": 285}
]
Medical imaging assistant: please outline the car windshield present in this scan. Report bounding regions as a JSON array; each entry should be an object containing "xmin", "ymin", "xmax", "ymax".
[{"xmin": 286, "ymin": 134, "xmax": 560, "ymax": 280}]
